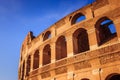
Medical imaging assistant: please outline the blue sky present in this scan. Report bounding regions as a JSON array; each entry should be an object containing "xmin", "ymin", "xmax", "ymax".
[{"xmin": 0, "ymin": 0, "xmax": 95, "ymax": 80}]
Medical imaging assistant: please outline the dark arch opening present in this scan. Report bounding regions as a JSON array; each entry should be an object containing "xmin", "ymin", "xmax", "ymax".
[
  {"xmin": 95, "ymin": 17, "xmax": 117, "ymax": 45},
  {"xmin": 43, "ymin": 31, "xmax": 51, "ymax": 41},
  {"xmin": 43, "ymin": 44, "xmax": 51, "ymax": 65},
  {"xmin": 20, "ymin": 56, "xmax": 22, "ymax": 61},
  {"xmin": 73, "ymin": 28, "xmax": 89, "ymax": 54},
  {"xmin": 33, "ymin": 50, "xmax": 39, "ymax": 69},
  {"xmin": 81, "ymin": 78, "xmax": 89, "ymax": 80},
  {"xmin": 21, "ymin": 61, "xmax": 25, "ymax": 80},
  {"xmin": 56, "ymin": 36, "xmax": 67, "ymax": 60},
  {"xmin": 105, "ymin": 73, "xmax": 120, "ymax": 80},
  {"xmin": 26, "ymin": 55, "xmax": 31, "ymax": 76},
  {"xmin": 19, "ymin": 67, "xmax": 21, "ymax": 79},
  {"xmin": 71, "ymin": 13, "xmax": 86, "ymax": 25}
]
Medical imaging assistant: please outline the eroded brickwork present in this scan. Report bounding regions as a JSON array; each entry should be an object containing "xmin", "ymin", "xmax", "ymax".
[{"xmin": 18, "ymin": 0, "xmax": 120, "ymax": 80}]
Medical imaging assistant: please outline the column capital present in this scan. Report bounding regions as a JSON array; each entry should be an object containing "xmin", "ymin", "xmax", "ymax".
[{"xmin": 66, "ymin": 35, "xmax": 73, "ymax": 42}]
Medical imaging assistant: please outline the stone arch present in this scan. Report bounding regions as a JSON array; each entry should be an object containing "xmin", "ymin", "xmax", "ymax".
[
  {"xmin": 73, "ymin": 28, "xmax": 89, "ymax": 54},
  {"xmin": 33, "ymin": 50, "xmax": 39, "ymax": 69},
  {"xmin": 81, "ymin": 78, "xmax": 90, "ymax": 80},
  {"xmin": 105, "ymin": 73, "xmax": 120, "ymax": 80},
  {"xmin": 71, "ymin": 13, "xmax": 86, "ymax": 25},
  {"xmin": 43, "ymin": 31, "xmax": 51, "ymax": 41},
  {"xmin": 43, "ymin": 44, "xmax": 51, "ymax": 65},
  {"xmin": 56, "ymin": 36, "xmax": 67, "ymax": 60},
  {"xmin": 95, "ymin": 17, "xmax": 117, "ymax": 45},
  {"xmin": 26, "ymin": 55, "xmax": 31, "ymax": 76}
]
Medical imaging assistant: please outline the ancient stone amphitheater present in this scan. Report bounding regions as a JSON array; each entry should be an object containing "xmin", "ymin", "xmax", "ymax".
[{"xmin": 18, "ymin": 0, "xmax": 120, "ymax": 80}]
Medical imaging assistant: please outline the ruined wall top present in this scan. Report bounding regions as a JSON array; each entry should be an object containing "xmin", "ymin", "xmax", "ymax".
[{"xmin": 20, "ymin": 0, "xmax": 120, "ymax": 57}]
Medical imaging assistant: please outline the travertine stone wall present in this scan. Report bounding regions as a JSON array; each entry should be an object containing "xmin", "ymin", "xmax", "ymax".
[{"xmin": 18, "ymin": 0, "xmax": 120, "ymax": 80}]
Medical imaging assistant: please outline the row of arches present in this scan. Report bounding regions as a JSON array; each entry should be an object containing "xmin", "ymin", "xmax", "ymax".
[
  {"xmin": 20, "ymin": 16, "xmax": 117, "ymax": 78},
  {"xmin": 24, "ymin": 31, "xmax": 89, "ymax": 76},
  {"xmin": 73, "ymin": 15, "xmax": 117, "ymax": 45},
  {"xmin": 26, "ymin": 17, "xmax": 116, "ymax": 74},
  {"xmin": 42, "ymin": 13, "xmax": 86, "ymax": 41},
  {"xmin": 43, "ymin": 16, "xmax": 116, "ymax": 46}
]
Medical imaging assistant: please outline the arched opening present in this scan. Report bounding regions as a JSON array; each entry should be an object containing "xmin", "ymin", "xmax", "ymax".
[
  {"xmin": 33, "ymin": 50, "xmax": 39, "ymax": 70},
  {"xmin": 56, "ymin": 36, "xmax": 67, "ymax": 60},
  {"xmin": 43, "ymin": 44, "xmax": 51, "ymax": 65},
  {"xmin": 26, "ymin": 55, "xmax": 31, "ymax": 76},
  {"xmin": 20, "ymin": 56, "xmax": 22, "ymax": 61},
  {"xmin": 105, "ymin": 73, "xmax": 120, "ymax": 80},
  {"xmin": 43, "ymin": 31, "xmax": 51, "ymax": 41},
  {"xmin": 95, "ymin": 17, "xmax": 117, "ymax": 45},
  {"xmin": 21, "ymin": 61, "xmax": 25, "ymax": 80},
  {"xmin": 71, "ymin": 13, "xmax": 86, "ymax": 25},
  {"xmin": 81, "ymin": 78, "xmax": 89, "ymax": 80},
  {"xmin": 73, "ymin": 28, "xmax": 89, "ymax": 54}
]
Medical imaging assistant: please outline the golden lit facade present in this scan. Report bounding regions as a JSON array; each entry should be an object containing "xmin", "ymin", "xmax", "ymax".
[{"xmin": 18, "ymin": 0, "xmax": 120, "ymax": 80}]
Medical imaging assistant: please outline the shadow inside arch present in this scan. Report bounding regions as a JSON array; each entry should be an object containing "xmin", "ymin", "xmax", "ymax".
[{"xmin": 105, "ymin": 73, "xmax": 120, "ymax": 80}]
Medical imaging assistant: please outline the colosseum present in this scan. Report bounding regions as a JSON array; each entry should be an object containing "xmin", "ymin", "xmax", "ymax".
[{"xmin": 18, "ymin": 0, "xmax": 120, "ymax": 80}]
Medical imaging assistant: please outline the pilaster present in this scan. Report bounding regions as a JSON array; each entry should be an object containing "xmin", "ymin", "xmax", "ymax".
[
  {"xmin": 114, "ymin": 18, "xmax": 120, "ymax": 42},
  {"xmin": 66, "ymin": 35, "xmax": 74, "ymax": 57},
  {"xmin": 39, "ymin": 49, "xmax": 43, "ymax": 67},
  {"xmin": 88, "ymin": 28, "xmax": 98, "ymax": 50},
  {"xmin": 51, "ymin": 41, "xmax": 56, "ymax": 63}
]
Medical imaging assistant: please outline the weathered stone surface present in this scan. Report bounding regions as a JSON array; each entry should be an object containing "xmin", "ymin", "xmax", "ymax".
[{"xmin": 18, "ymin": 0, "xmax": 120, "ymax": 80}]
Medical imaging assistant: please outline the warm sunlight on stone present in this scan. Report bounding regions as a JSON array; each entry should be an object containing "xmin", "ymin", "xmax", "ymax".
[{"xmin": 18, "ymin": 0, "xmax": 120, "ymax": 80}]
